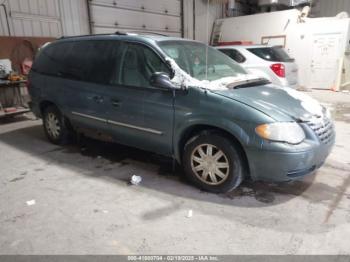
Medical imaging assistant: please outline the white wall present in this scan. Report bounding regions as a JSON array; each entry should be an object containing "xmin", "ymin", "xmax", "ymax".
[
  {"xmin": 290, "ymin": 18, "xmax": 350, "ymax": 90},
  {"xmin": 216, "ymin": 9, "xmax": 301, "ymax": 46}
]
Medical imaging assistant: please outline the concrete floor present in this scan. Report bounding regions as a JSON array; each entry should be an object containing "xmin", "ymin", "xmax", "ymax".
[{"xmin": 0, "ymin": 90, "xmax": 349, "ymax": 255}]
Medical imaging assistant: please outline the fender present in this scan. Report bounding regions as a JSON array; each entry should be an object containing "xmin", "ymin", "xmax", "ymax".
[{"xmin": 173, "ymin": 116, "xmax": 251, "ymax": 163}]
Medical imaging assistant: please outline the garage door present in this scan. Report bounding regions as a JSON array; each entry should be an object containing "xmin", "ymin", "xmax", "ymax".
[{"xmin": 89, "ymin": 0, "xmax": 183, "ymax": 37}]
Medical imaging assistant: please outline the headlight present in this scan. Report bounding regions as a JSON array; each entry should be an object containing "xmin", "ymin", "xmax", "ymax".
[{"xmin": 255, "ymin": 122, "xmax": 305, "ymax": 144}]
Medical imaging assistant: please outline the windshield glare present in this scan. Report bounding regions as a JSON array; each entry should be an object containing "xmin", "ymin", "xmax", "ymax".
[{"xmin": 158, "ymin": 41, "xmax": 247, "ymax": 81}]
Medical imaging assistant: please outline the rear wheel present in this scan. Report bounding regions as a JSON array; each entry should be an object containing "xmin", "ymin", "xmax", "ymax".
[
  {"xmin": 183, "ymin": 132, "xmax": 244, "ymax": 193},
  {"xmin": 43, "ymin": 105, "xmax": 72, "ymax": 145}
]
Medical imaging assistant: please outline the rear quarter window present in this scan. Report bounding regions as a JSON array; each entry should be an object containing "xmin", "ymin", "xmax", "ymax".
[
  {"xmin": 247, "ymin": 46, "xmax": 294, "ymax": 62},
  {"xmin": 32, "ymin": 40, "xmax": 122, "ymax": 85},
  {"xmin": 32, "ymin": 42, "xmax": 73, "ymax": 76},
  {"xmin": 219, "ymin": 49, "xmax": 246, "ymax": 63}
]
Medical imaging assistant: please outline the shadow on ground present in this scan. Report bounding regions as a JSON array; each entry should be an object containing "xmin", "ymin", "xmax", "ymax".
[{"xmin": 1, "ymin": 123, "xmax": 340, "ymax": 208}]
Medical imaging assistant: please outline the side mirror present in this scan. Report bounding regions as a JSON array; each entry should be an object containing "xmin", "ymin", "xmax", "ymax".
[{"xmin": 150, "ymin": 72, "xmax": 176, "ymax": 90}]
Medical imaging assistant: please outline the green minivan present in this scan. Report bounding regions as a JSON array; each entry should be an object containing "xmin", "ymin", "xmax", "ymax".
[{"xmin": 29, "ymin": 33, "xmax": 335, "ymax": 193}]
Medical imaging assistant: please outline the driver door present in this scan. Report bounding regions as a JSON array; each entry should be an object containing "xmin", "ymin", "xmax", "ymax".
[{"xmin": 107, "ymin": 42, "xmax": 175, "ymax": 156}]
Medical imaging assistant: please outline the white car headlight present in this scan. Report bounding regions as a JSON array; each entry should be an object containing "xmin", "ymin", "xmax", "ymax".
[{"xmin": 255, "ymin": 122, "xmax": 305, "ymax": 144}]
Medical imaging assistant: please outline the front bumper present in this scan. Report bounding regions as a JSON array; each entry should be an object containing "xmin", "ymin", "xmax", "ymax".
[{"xmin": 245, "ymin": 136, "xmax": 335, "ymax": 182}]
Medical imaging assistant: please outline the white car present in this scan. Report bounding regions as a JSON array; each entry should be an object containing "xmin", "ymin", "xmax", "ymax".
[{"xmin": 216, "ymin": 45, "xmax": 299, "ymax": 89}]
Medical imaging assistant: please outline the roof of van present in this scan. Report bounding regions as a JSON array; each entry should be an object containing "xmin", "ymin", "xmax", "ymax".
[{"xmin": 55, "ymin": 33, "xmax": 194, "ymax": 45}]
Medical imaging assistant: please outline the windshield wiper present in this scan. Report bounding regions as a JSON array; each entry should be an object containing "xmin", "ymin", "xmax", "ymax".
[{"xmin": 227, "ymin": 78, "xmax": 271, "ymax": 89}]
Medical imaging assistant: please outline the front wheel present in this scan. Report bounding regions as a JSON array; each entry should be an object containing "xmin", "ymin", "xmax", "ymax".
[{"xmin": 183, "ymin": 132, "xmax": 245, "ymax": 193}]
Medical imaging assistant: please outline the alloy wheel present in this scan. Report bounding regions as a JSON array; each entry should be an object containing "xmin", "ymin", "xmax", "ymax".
[
  {"xmin": 45, "ymin": 112, "xmax": 61, "ymax": 139},
  {"xmin": 190, "ymin": 143, "xmax": 230, "ymax": 185}
]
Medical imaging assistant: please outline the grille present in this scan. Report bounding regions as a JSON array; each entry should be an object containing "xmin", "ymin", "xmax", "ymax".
[{"xmin": 307, "ymin": 117, "xmax": 334, "ymax": 144}]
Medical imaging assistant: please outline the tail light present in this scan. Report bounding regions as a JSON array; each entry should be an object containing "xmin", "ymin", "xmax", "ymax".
[{"xmin": 270, "ymin": 63, "xmax": 285, "ymax": 78}]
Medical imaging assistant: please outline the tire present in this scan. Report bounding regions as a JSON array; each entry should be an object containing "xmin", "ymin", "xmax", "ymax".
[
  {"xmin": 43, "ymin": 105, "xmax": 72, "ymax": 145},
  {"xmin": 182, "ymin": 131, "xmax": 245, "ymax": 193}
]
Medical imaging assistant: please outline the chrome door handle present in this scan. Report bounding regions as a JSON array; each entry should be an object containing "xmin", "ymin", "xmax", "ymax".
[{"xmin": 92, "ymin": 95, "xmax": 104, "ymax": 103}]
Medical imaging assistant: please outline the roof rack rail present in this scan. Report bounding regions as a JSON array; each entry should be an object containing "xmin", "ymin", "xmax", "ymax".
[
  {"xmin": 131, "ymin": 30, "xmax": 169, "ymax": 37},
  {"xmin": 58, "ymin": 33, "xmax": 112, "ymax": 40},
  {"xmin": 57, "ymin": 31, "xmax": 169, "ymax": 40},
  {"xmin": 115, "ymin": 31, "xmax": 128, "ymax": 35},
  {"xmin": 115, "ymin": 30, "xmax": 169, "ymax": 37}
]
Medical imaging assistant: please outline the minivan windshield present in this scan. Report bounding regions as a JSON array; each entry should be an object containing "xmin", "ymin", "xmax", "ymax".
[
  {"xmin": 158, "ymin": 41, "xmax": 247, "ymax": 81},
  {"xmin": 247, "ymin": 46, "xmax": 294, "ymax": 62}
]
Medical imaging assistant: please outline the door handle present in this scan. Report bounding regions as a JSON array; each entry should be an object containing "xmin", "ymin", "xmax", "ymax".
[
  {"xmin": 111, "ymin": 98, "xmax": 121, "ymax": 107},
  {"xmin": 92, "ymin": 95, "xmax": 104, "ymax": 103}
]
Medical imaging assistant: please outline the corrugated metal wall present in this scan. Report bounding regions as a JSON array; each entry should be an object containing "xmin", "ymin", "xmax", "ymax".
[
  {"xmin": 7, "ymin": 0, "xmax": 62, "ymax": 37},
  {"xmin": 59, "ymin": 0, "xmax": 89, "ymax": 36},
  {"xmin": 312, "ymin": 0, "xmax": 350, "ymax": 17},
  {"xmin": 0, "ymin": 0, "xmax": 10, "ymax": 35},
  {"xmin": 0, "ymin": 0, "xmax": 224, "ymax": 42},
  {"xmin": 182, "ymin": 0, "xmax": 194, "ymax": 39},
  {"xmin": 182, "ymin": 0, "xmax": 224, "ymax": 43},
  {"xmin": 0, "ymin": 0, "xmax": 89, "ymax": 37}
]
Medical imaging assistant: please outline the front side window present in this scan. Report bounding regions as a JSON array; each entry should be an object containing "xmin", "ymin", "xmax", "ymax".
[
  {"xmin": 67, "ymin": 41, "xmax": 120, "ymax": 85},
  {"xmin": 158, "ymin": 41, "xmax": 247, "ymax": 81},
  {"xmin": 121, "ymin": 43, "xmax": 171, "ymax": 88}
]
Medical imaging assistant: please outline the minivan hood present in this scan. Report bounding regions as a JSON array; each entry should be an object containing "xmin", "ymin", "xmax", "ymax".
[{"xmin": 213, "ymin": 85, "xmax": 324, "ymax": 122}]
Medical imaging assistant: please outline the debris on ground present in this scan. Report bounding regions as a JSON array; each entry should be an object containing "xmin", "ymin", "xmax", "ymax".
[
  {"xmin": 9, "ymin": 177, "xmax": 24, "ymax": 183},
  {"xmin": 130, "ymin": 175, "xmax": 142, "ymax": 185},
  {"xmin": 186, "ymin": 210, "xmax": 193, "ymax": 218},
  {"xmin": 241, "ymin": 187, "xmax": 253, "ymax": 194},
  {"xmin": 26, "ymin": 200, "xmax": 36, "ymax": 206},
  {"xmin": 94, "ymin": 209, "xmax": 109, "ymax": 214}
]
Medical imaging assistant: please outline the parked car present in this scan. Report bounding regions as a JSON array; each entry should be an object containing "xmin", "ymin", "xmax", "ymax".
[
  {"xmin": 29, "ymin": 34, "xmax": 334, "ymax": 193},
  {"xmin": 216, "ymin": 45, "xmax": 299, "ymax": 89}
]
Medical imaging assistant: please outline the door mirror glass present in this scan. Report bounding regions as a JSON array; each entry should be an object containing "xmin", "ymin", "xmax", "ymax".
[{"xmin": 150, "ymin": 72, "xmax": 176, "ymax": 90}]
